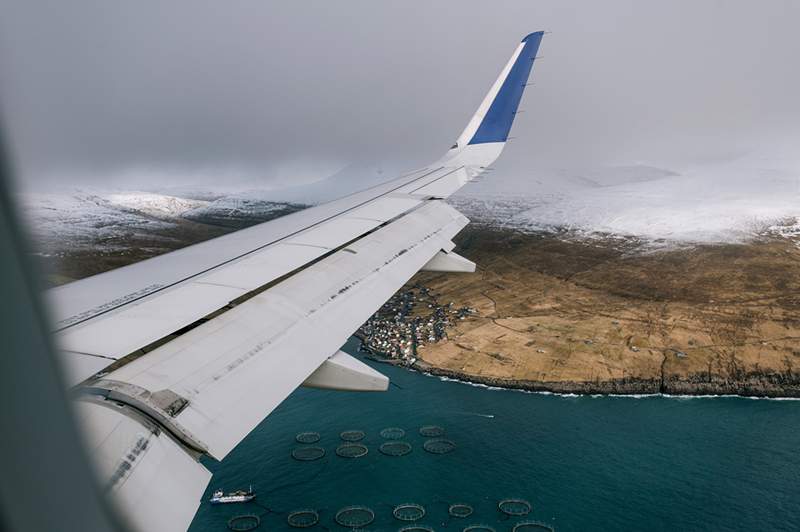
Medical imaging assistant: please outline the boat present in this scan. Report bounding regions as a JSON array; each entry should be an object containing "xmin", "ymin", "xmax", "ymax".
[{"xmin": 209, "ymin": 486, "xmax": 256, "ymax": 504}]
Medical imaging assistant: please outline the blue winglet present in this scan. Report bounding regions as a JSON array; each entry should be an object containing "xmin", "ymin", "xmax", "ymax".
[{"xmin": 468, "ymin": 31, "xmax": 544, "ymax": 145}]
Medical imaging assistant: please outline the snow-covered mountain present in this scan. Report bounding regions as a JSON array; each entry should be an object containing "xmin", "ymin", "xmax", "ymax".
[
  {"xmin": 181, "ymin": 194, "xmax": 305, "ymax": 228},
  {"xmin": 105, "ymin": 192, "xmax": 210, "ymax": 219},
  {"xmin": 21, "ymin": 191, "xmax": 189, "ymax": 252},
  {"xmin": 453, "ymin": 160, "xmax": 800, "ymax": 247},
  {"xmin": 19, "ymin": 150, "xmax": 800, "ymax": 260},
  {"xmin": 20, "ymin": 189, "xmax": 304, "ymax": 254}
]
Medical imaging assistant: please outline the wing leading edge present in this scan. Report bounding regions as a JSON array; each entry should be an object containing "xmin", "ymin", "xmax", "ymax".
[{"xmin": 64, "ymin": 32, "xmax": 544, "ymax": 532}]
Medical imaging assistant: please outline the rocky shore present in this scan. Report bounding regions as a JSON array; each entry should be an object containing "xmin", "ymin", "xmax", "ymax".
[{"xmin": 412, "ymin": 359, "xmax": 800, "ymax": 398}]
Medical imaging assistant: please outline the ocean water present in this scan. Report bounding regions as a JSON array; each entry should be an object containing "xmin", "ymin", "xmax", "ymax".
[{"xmin": 189, "ymin": 338, "xmax": 800, "ymax": 532}]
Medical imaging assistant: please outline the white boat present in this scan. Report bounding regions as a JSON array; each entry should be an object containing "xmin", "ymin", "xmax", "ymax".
[{"xmin": 208, "ymin": 486, "xmax": 256, "ymax": 504}]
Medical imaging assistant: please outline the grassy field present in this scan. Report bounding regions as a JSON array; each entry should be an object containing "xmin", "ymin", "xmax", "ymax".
[{"xmin": 412, "ymin": 226, "xmax": 800, "ymax": 397}]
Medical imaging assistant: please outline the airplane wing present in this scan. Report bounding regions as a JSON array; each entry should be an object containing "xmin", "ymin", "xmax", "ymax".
[{"xmin": 53, "ymin": 32, "xmax": 544, "ymax": 531}]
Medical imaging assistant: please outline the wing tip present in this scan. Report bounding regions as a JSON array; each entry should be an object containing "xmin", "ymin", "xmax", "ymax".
[{"xmin": 521, "ymin": 31, "xmax": 545, "ymax": 43}]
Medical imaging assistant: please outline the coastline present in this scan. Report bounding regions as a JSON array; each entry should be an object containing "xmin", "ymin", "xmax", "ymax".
[
  {"xmin": 385, "ymin": 225, "xmax": 800, "ymax": 402},
  {"xmin": 411, "ymin": 359, "xmax": 800, "ymax": 399},
  {"xmin": 356, "ymin": 338, "xmax": 800, "ymax": 399}
]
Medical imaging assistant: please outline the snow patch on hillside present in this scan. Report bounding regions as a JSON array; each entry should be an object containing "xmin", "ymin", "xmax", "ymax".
[
  {"xmin": 182, "ymin": 193, "xmax": 299, "ymax": 222},
  {"xmin": 21, "ymin": 191, "xmax": 176, "ymax": 252},
  {"xmin": 454, "ymin": 160, "xmax": 800, "ymax": 247},
  {"xmin": 105, "ymin": 192, "xmax": 209, "ymax": 219},
  {"xmin": 20, "ymin": 188, "xmax": 304, "ymax": 253}
]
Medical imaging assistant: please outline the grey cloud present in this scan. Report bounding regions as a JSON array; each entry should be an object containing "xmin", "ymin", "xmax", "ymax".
[{"xmin": 1, "ymin": 0, "xmax": 798, "ymax": 192}]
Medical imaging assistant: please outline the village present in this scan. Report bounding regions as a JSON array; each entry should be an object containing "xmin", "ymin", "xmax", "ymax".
[{"xmin": 356, "ymin": 284, "xmax": 475, "ymax": 364}]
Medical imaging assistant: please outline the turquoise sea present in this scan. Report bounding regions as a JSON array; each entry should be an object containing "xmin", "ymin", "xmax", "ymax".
[{"xmin": 189, "ymin": 338, "xmax": 800, "ymax": 532}]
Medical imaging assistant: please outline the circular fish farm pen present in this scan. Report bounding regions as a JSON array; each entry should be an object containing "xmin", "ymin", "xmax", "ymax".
[
  {"xmin": 227, "ymin": 514, "xmax": 260, "ymax": 531},
  {"xmin": 512, "ymin": 521, "xmax": 555, "ymax": 532},
  {"xmin": 340, "ymin": 429, "xmax": 366, "ymax": 442},
  {"xmin": 335, "ymin": 442, "xmax": 369, "ymax": 458},
  {"xmin": 334, "ymin": 506, "xmax": 375, "ymax": 528},
  {"xmin": 287, "ymin": 509, "xmax": 320, "ymax": 528},
  {"xmin": 399, "ymin": 526, "xmax": 435, "ymax": 532},
  {"xmin": 419, "ymin": 425, "xmax": 445, "ymax": 437},
  {"xmin": 380, "ymin": 427, "xmax": 406, "ymax": 440},
  {"xmin": 379, "ymin": 441, "xmax": 412, "ymax": 456},
  {"xmin": 422, "ymin": 438, "xmax": 456, "ymax": 454},
  {"xmin": 295, "ymin": 431, "xmax": 321, "ymax": 444},
  {"xmin": 448, "ymin": 503, "xmax": 474, "ymax": 518},
  {"xmin": 463, "ymin": 525, "xmax": 495, "ymax": 532},
  {"xmin": 498, "ymin": 499, "xmax": 532, "ymax": 516},
  {"xmin": 392, "ymin": 503, "xmax": 426, "ymax": 521},
  {"xmin": 291, "ymin": 446, "xmax": 326, "ymax": 461}
]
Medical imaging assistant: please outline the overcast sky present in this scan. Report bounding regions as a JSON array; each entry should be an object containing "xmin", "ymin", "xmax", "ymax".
[{"xmin": 2, "ymin": 0, "xmax": 799, "ymax": 194}]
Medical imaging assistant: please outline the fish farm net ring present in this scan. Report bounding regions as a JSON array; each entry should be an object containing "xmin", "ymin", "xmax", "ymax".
[
  {"xmin": 399, "ymin": 526, "xmax": 434, "ymax": 532},
  {"xmin": 295, "ymin": 431, "xmax": 320, "ymax": 444},
  {"xmin": 419, "ymin": 425, "xmax": 445, "ymax": 437},
  {"xmin": 512, "ymin": 522, "xmax": 555, "ymax": 532},
  {"xmin": 287, "ymin": 509, "xmax": 319, "ymax": 528},
  {"xmin": 423, "ymin": 438, "xmax": 456, "ymax": 454},
  {"xmin": 291, "ymin": 446, "xmax": 325, "ymax": 461},
  {"xmin": 463, "ymin": 525, "xmax": 495, "ymax": 532},
  {"xmin": 335, "ymin": 506, "xmax": 375, "ymax": 528},
  {"xmin": 340, "ymin": 430, "xmax": 366, "ymax": 442},
  {"xmin": 393, "ymin": 503, "xmax": 426, "ymax": 521},
  {"xmin": 449, "ymin": 503, "xmax": 474, "ymax": 518},
  {"xmin": 498, "ymin": 499, "xmax": 532, "ymax": 516},
  {"xmin": 227, "ymin": 514, "xmax": 260, "ymax": 531},
  {"xmin": 380, "ymin": 427, "xmax": 406, "ymax": 439},
  {"xmin": 336, "ymin": 442, "xmax": 369, "ymax": 458},
  {"xmin": 379, "ymin": 441, "xmax": 412, "ymax": 456}
]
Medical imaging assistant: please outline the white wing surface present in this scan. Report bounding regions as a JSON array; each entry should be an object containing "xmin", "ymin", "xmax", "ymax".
[{"xmin": 57, "ymin": 32, "xmax": 544, "ymax": 532}]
